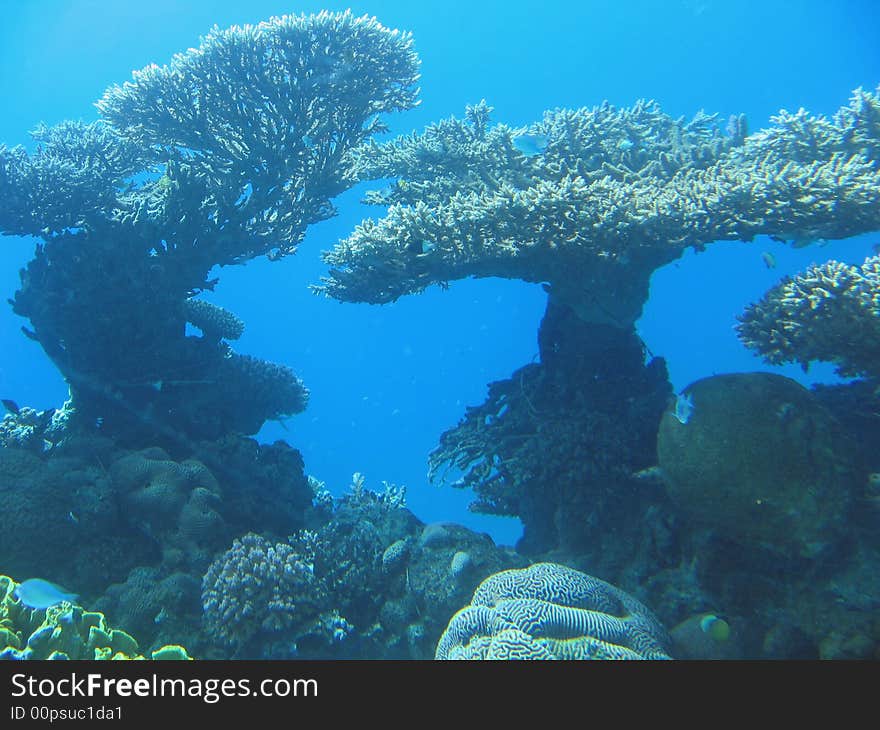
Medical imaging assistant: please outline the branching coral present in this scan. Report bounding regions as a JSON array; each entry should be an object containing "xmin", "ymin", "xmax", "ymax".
[
  {"xmin": 318, "ymin": 89, "xmax": 880, "ymax": 328},
  {"xmin": 428, "ymin": 300, "xmax": 671, "ymax": 554},
  {"xmin": 96, "ymin": 10, "xmax": 420, "ymax": 261},
  {"xmin": 201, "ymin": 533, "xmax": 327, "ymax": 654},
  {"xmin": 1, "ymin": 11, "xmax": 420, "ymax": 441},
  {"xmin": 737, "ymin": 254, "xmax": 880, "ymax": 378}
]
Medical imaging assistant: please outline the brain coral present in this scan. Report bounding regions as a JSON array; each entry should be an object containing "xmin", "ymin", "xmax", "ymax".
[
  {"xmin": 657, "ymin": 372, "xmax": 856, "ymax": 558},
  {"xmin": 435, "ymin": 563, "xmax": 671, "ymax": 660}
]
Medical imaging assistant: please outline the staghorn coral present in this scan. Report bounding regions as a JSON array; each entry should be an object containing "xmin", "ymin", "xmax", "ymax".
[
  {"xmin": 318, "ymin": 89, "xmax": 880, "ymax": 328},
  {"xmin": 2, "ymin": 11, "xmax": 420, "ymax": 442},
  {"xmin": 737, "ymin": 254, "xmax": 880, "ymax": 378},
  {"xmin": 0, "ymin": 575, "xmax": 190, "ymax": 660},
  {"xmin": 0, "ymin": 121, "xmax": 152, "ymax": 238},
  {"xmin": 435, "ymin": 563, "xmax": 672, "ymax": 660},
  {"xmin": 97, "ymin": 10, "xmax": 420, "ymax": 259}
]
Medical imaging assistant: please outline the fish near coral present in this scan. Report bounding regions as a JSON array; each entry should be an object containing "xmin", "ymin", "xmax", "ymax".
[
  {"xmin": 512, "ymin": 132, "xmax": 549, "ymax": 157},
  {"xmin": 14, "ymin": 578, "xmax": 78, "ymax": 609},
  {"xmin": 672, "ymin": 392, "xmax": 694, "ymax": 424}
]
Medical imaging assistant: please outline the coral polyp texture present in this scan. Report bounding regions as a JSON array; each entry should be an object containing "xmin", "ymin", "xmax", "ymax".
[
  {"xmin": 657, "ymin": 372, "xmax": 856, "ymax": 558},
  {"xmin": 0, "ymin": 10, "xmax": 420, "ymax": 442},
  {"xmin": 435, "ymin": 563, "xmax": 672, "ymax": 660},
  {"xmin": 183, "ymin": 299, "xmax": 245, "ymax": 342},
  {"xmin": 318, "ymin": 89, "xmax": 880, "ymax": 327},
  {"xmin": 737, "ymin": 254, "xmax": 880, "ymax": 378},
  {"xmin": 201, "ymin": 533, "xmax": 328, "ymax": 655}
]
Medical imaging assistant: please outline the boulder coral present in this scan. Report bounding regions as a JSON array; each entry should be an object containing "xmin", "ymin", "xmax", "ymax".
[
  {"xmin": 657, "ymin": 372, "xmax": 856, "ymax": 558},
  {"xmin": 436, "ymin": 563, "xmax": 672, "ymax": 659}
]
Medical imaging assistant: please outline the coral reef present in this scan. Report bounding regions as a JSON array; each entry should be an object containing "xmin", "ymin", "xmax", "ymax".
[
  {"xmin": 0, "ymin": 416, "xmax": 315, "ymax": 648},
  {"xmin": 201, "ymin": 533, "xmax": 328, "ymax": 655},
  {"xmin": 93, "ymin": 568, "xmax": 203, "ymax": 655},
  {"xmin": 656, "ymin": 372, "xmax": 856, "ymax": 558},
  {"xmin": 318, "ymin": 89, "xmax": 880, "ymax": 328},
  {"xmin": 435, "ymin": 563, "xmax": 672, "ymax": 659},
  {"xmin": 199, "ymin": 476, "xmax": 524, "ymax": 659},
  {"xmin": 0, "ymin": 575, "xmax": 189, "ymax": 660},
  {"xmin": 1, "ymin": 11, "xmax": 420, "ymax": 442},
  {"xmin": 109, "ymin": 448, "xmax": 227, "ymax": 568},
  {"xmin": 737, "ymin": 254, "xmax": 880, "ymax": 378},
  {"xmin": 429, "ymin": 298, "xmax": 672, "ymax": 555}
]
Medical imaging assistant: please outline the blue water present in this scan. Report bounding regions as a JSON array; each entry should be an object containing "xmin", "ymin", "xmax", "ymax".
[{"xmin": 1, "ymin": 0, "xmax": 879, "ymax": 547}]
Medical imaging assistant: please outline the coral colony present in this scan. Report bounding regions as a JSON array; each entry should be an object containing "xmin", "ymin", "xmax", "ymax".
[{"xmin": 1, "ymin": 10, "xmax": 880, "ymax": 660}]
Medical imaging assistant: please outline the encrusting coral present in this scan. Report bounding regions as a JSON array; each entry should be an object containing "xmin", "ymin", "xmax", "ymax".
[
  {"xmin": 737, "ymin": 253, "xmax": 880, "ymax": 378},
  {"xmin": 0, "ymin": 575, "xmax": 190, "ymax": 660},
  {"xmin": 0, "ymin": 11, "xmax": 420, "ymax": 442},
  {"xmin": 318, "ymin": 89, "xmax": 880, "ymax": 328}
]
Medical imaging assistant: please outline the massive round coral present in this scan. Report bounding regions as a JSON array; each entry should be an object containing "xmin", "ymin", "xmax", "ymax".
[
  {"xmin": 435, "ymin": 563, "xmax": 671, "ymax": 660},
  {"xmin": 657, "ymin": 372, "xmax": 856, "ymax": 558}
]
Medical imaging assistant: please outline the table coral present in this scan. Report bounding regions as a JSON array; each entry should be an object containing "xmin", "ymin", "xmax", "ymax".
[
  {"xmin": 0, "ymin": 11, "xmax": 420, "ymax": 442},
  {"xmin": 318, "ymin": 89, "xmax": 880, "ymax": 328}
]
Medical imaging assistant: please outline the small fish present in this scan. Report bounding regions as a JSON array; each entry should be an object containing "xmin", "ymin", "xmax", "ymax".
[
  {"xmin": 617, "ymin": 139, "xmax": 634, "ymax": 151},
  {"xmin": 1, "ymin": 398, "xmax": 20, "ymax": 415},
  {"xmin": 872, "ymin": 242, "xmax": 880, "ymax": 256},
  {"xmin": 13, "ymin": 578, "xmax": 78, "ymax": 610},
  {"xmin": 761, "ymin": 251, "xmax": 777, "ymax": 269},
  {"xmin": 699, "ymin": 614, "xmax": 731, "ymax": 642},
  {"xmin": 791, "ymin": 235, "xmax": 828, "ymax": 249},
  {"xmin": 512, "ymin": 133, "xmax": 549, "ymax": 157},
  {"xmin": 673, "ymin": 392, "xmax": 694, "ymax": 425},
  {"xmin": 632, "ymin": 465, "xmax": 665, "ymax": 484},
  {"xmin": 406, "ymin": 239, "xmax": 437, "ymax": 256}
]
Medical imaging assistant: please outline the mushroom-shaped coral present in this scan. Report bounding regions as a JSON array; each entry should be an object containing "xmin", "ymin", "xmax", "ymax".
[
  {"xmin": 319, "ymin": 88, "xmax": 880, "ymax": 329},
  {"xmin": 435, "ymin": 563, "xmax": 671, "ymax": 660}
]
